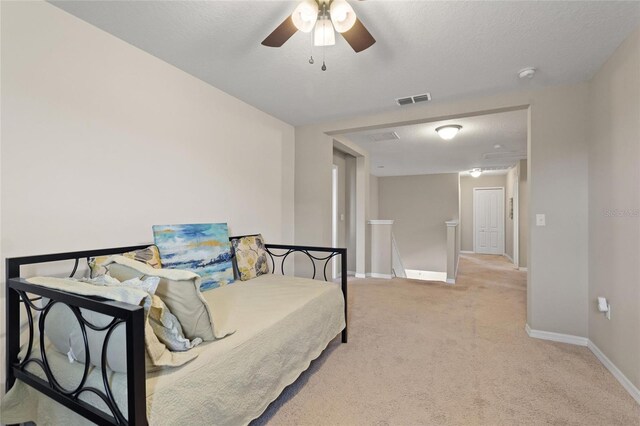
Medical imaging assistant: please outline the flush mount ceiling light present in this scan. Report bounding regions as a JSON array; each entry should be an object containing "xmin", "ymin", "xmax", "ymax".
[
  {"xmin": 518, "ymin": 67, "xmax": 536, "ymax": 79},
  {"xmin": 435, "ymin": 125, "xmax": 462, "ymax": 140},
  {"xmin": 470, "ymin": 168, "xmax": 482, "ymax": 178}
]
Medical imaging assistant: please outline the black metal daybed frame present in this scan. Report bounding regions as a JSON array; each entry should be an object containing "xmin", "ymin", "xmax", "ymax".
[{"xmin": 5, "ymin": 243, "xmax": 347, "ymax": 426}]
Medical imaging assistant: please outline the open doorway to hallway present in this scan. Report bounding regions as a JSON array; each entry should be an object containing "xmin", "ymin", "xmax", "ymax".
[
  {"xmin": 460, "ymin": 160, "xmax": 528, "ymax": 270},
  {"xmin": 335, "ymin": 108, "xmax": 529, "ymax": 283}
]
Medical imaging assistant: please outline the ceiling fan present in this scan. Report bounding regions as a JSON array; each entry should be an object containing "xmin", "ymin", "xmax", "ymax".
[{"xmin": 262, "ymin": 0, "xmax": 376, "ymax": 53}]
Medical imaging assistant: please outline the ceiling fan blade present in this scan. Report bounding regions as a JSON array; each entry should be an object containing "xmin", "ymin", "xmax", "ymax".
[
  {"xmin": 341, "ymin": 17, "xmax": 376, "ymax": 53},
  {"xmin": 262, "ymin": 15, "xmax": 298, "ymax": 47}
]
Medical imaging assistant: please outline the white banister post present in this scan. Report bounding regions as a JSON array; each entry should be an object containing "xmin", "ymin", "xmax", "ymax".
[
  {"xmin": 368, "ymin": 220, "xmax": 394, "ymax": 279},
  {"xmin": 445, "ymin": 220, "xmax": 459, "ymax": 284}
]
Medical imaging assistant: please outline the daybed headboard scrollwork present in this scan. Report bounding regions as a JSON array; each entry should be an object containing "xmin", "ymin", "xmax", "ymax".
[{"xmin": 5, "ymin": 246, "xmax": 149, "ymax": 425}]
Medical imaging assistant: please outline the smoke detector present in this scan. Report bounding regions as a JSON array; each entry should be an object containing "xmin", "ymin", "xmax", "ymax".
[{"xmin": 518, "ymin": 67, "xmax": 536, "ymax": 79}]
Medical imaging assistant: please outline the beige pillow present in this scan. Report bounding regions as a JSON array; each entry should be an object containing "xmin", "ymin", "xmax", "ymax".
[{"xmin": 105, "ymin": 256, "xmax": 234, "ymax": 341}]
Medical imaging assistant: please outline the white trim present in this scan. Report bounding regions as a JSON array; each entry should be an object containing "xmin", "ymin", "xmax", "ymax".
[
  {"xmin": 445, "ymin": 220, "xmax": 459, "ymax": 227},
  {"xmin": 446, "ymin": 278, "xmax": 455, "ymax": 284},
  {"xmin": 504, "ymin": 252, "xmax": 514, "ymax": 263},
  {"xmin": 512, "ymin": 165, "xmax": 520, "ymax": 268},
  {"xmin": 405, "ymin": 269, "xmax": 447, "ymax": 282},
  {"xmin": 347, "ymin": 270, "xmax": 357, "ymax": 276},
  {"xmin": 367, "ymin": 219, "xmax": 394, "ymax": 225},
  {"xmin": 331, "ymin": 165, "xmax": 338, "ymax": 280},
  {"xmin": 588, "ymin": 340, "xmax": 640, "ymax": 405},
  {"xmin": 518, "ymin": 267, "xmax": 528, "ymax": 272},
  {"xmin": 354, "ymin": 273, "xmax": 366, "ymax": 279},
  {"xmin": 460, "ymin": 250, "xmax": 475, "ymax": 254},
  {"xmin": 525, "ymin": 324, "xmax": 588, "ymax": 346},
  {"xmin": 367, "ymin": 273, "xmax": 393, "ymax": 279}
]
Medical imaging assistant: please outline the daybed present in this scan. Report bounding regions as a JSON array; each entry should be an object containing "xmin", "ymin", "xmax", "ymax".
[{"xmin": 2, "ymin": 243, "xmax": 347, "ymax": 425}]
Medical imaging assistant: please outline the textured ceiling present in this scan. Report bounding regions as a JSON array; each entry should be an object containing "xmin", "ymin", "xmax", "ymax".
[
  {"xmin": 50, "ymin": 1, "xmax": 640, "ymax": 126},
  {"xmin": 342, "ymin": 109, "xmax": 527, "ymax": 177}
]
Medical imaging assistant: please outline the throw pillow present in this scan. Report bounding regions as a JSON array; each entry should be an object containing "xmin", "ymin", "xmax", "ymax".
[
  {"xmin": 153, "ymin": 223, "xmax": 235, "ymax": 291},
  {"xmin": 230, "ymin": 234, "xmax": 270, "ymax": 281},
  {"xmin": 88, "ymin": 245, "xmax": 161, "ymax": 278},
  {"xmin": 33, "ymin": 275, "xmax": 198, "ymax": 373}
]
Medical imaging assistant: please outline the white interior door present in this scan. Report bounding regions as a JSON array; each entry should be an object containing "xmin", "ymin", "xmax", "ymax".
[{"xmin": 474, "ymin": 188, "xmax": 505, "ymax": 255}]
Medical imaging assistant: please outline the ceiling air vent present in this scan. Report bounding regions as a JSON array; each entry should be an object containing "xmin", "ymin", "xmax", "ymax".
[
  {"xmin": 482, "ymin": 151, "xmax": 526, "ymax": 160},
  {"xmin": 368, "ymin": 131, "xmax": 400, "ymax": 142},
  {"xmin": 396, "ymin": 92, "xmax": 432, "ymax": 106},
  {"xmin": 481, "ymin": 166, "xmax": 512, "ymax": 171}
]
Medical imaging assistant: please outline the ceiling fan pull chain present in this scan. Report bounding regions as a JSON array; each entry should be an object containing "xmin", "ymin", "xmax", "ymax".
[
  {"xmin": 322, "ymin": 38, "xmax": 327, "ymax": 71},
  {"xmin": 322, "ymin": 2, "xmax": 327, "ymax": 71},
  {"xmin": 309, "ymin": 31, "xmax": 314, "ymax": 64}
]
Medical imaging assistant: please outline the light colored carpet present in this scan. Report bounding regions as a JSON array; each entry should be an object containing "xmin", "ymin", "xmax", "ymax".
[{"xmin": 253, "ymin": 254, "xmax": 640, "ymax": 425}]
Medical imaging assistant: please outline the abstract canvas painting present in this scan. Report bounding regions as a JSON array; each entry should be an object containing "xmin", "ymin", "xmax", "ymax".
[{"xmin": 153, "ymin": 223, "xmax": 235, "ymax": 291}]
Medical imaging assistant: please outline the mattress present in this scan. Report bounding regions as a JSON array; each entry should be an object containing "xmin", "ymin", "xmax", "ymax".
[{"xmin": 1, "ymin": 274, "xmax": 345, "ymax": 425}]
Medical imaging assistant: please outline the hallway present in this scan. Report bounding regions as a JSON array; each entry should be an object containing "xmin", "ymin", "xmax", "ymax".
[{"xmin": 255, "ymin": 254, "xmax": 639, "ymax": 425}]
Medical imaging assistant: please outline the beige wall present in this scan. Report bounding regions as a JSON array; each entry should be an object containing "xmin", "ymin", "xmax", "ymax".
[
  {"xmin": 518, "ymin": 159, "xmax": 528, "ymax": 267},
  {"xmin": 378, "ymin": 173, "xmax": 459, "ymax": 273},
  {"xmin": 369, "ymin": 174, "xmax": 379, "ymax": 220},
  {"xmin": 296, "ymin": 82, "xmax": 590, "ymax": 338},
  {"xmin": 460, "ymin": 174, "xmax": 507, "ymax": 252},
  {"xmin": 588, "ymin": 28, "xmax": 640, "ymax": 390},
  {"xmin": 1, "ymin": 1, "xmax": 295, "ymax": 390}
]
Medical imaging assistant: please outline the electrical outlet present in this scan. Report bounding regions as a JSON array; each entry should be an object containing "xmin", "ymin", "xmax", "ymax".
[{"xmin": 536, "ymin": 214, "xmax": 546, "ymax": 226}]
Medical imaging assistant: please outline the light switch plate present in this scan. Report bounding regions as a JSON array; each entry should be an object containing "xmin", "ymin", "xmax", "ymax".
[{"xmin": 536, "ymin": 214, "xmax": 546, "ymax": 226}]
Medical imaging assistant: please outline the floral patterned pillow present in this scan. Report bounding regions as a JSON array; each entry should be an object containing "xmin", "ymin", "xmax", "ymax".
[
  {"xmin": 230, "ymin": 235, "xmax": 270, "ymax": 281},
  {"xmin": 88, "ymin": 245, "xmax": 161, "ymax": 278}
]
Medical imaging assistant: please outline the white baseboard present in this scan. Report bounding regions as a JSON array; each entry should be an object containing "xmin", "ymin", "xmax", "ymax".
[
  {"xmin": 588, "ymin": 340, "xmax": 640, "ymax": 404},
  {"xmin": 519, "ymin": 267, "xmax": 528, "ymax": 272},
  {"xmin": 526, "ymin": 324, "xmax": 639, "ymax": 405},
  {"xmin": 504, "ymin": 253, "xmax": 514, "ymax": 263},
  {"xmin": 446, "ymin": 278, "xmax": 455, "ymax": 285},
  {"xmin": 347, "ymin": 270, "xmax": 356, "ymax": 276},
  {"xmin": 460, "ymin": 250, "xmax": 474, "ymax": 254},
  {"xmin": 367, "ymin": 273, "xmax": 393, "ymax": 279},
  {"xmin": 525, "ymin": 324, "xmax": 588, "ymax": 346},
  {"xmin": 354, "ymin": 273, "xmax": 366, "ymax": 279}
]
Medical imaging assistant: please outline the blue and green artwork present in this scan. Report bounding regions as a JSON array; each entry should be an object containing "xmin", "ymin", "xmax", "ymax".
[{"xmin": 153, "ymin": 223, "xmax": 234, "ymax": 291}]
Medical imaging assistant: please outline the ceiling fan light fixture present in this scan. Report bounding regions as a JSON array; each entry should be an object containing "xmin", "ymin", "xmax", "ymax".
[
  {"xmin": 292, "ymin": 0, "xmax": 319, "ymax": 33},
  {"xmin": 435, "ymin": 124, "xmax": 462, "ymax": 140},
  {"xmin": 470, "ymin": 168, "xmax": 482, "ymax": 178},
  {"xmin": 314, "ymin": 17, "xmax": 336, "ymax": 46},
  {"xmin": 330, "ymin": 0, "xmax": 357, "ymax": 33}
]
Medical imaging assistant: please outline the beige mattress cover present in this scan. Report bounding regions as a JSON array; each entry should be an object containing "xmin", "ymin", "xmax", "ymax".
[{"xmin": 1, "ymin": 274, "xmax": 345, "ymax": 425}]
